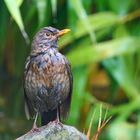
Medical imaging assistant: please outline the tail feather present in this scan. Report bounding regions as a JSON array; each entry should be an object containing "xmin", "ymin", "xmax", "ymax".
[
  {"xmin": 60, "ymin": 93, "xmax": 71, "ymax": 121},
  {"xmin": 41, "ymin": 109, "xmax": 57, "ymax": 126}
]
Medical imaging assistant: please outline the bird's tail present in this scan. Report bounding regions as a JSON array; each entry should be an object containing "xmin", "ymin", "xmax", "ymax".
[{"xmin": 41, "ymin": 109, "xmax": 57, "ymax": 126}]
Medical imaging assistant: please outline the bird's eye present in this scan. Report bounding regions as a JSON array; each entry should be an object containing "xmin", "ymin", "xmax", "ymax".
[{"xmin": 45, "ymin": 32, "xmax": 51, "ymax": 37}]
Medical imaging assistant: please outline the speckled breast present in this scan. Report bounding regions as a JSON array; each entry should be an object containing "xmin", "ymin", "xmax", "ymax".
[{"xmin": 24, "ymin": 48, "xmax": 70, "ymax": 111}]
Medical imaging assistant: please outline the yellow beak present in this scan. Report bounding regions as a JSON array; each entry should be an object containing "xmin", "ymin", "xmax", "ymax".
[{"xmin": 57, "ymin": 29, "xmax": 71, "ymax": 37}]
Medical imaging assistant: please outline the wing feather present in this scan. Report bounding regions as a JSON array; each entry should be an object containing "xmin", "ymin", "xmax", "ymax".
[
  {"xmin": 60, "ymin": 57, "xmax": 73, "ymax": 120},
  {"xmin": 23, "ymin": 56, "xmax": 35, "ymax": 119}
]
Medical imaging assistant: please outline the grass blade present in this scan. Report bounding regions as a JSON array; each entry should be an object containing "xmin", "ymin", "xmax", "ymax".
[
  {"xmin": 67, "ymin": 37, "xmax": 140, "ymax": 68},
  {"xmin": 35, "ymin": 0, "xmax": 47, "ymax": 28},
  {"xmin": 71, "ymin": 0, "xmax": 96, "ymax": 44},
  {"xmin": 4, "ymin": 0, "xmax": 29, "ymax": 44},
  {"xmin": 51, "ymin": 0, "xmax": 57, "ymax": 17}
]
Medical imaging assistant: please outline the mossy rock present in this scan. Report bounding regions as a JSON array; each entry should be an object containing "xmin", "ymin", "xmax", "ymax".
[{"xmin": 16, "ymin": 122, "xmax": 88, "ymax": 140}]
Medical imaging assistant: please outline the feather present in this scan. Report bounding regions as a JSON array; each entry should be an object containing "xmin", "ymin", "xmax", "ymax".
[{"xmin": 60, "ymin": 58, "xmax": 73, "ymax": 120}]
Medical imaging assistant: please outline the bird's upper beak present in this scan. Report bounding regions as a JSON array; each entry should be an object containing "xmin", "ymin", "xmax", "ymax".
[{"xmin": 57, "ymin": 29, "xmax": 71, "ymax": 37}]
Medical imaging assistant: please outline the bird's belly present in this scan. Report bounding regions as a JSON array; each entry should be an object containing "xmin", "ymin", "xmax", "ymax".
[{"xmin": 24, "ymin": 62, "xmax": 70, "ymax": 111}]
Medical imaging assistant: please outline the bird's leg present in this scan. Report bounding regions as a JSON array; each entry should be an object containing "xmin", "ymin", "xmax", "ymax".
[
  {"xmin": 54, "ymin": 107, "xmax": 63, "ymax": 127},
  {"xmin": 56, "ymin": 106, "xmax": 60, "ymax": 122},
  {"xmin": 30, "ymin": 112, "xmax": 40, "ymax": 132},
  {"xmin": 33, "ymin": 112, "xmax": 38, "ymax": 128}
]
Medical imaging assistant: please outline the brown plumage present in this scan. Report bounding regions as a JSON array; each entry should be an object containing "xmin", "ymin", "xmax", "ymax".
[{"xmin": 23, "ymin": 27, "xmax": 73, "ymax": 127}]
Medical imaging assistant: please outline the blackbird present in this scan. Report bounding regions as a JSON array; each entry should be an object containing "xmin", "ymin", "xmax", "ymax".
[{"xmin": 23, "ymin": 27, "xmax": 73, "ymax": 129}]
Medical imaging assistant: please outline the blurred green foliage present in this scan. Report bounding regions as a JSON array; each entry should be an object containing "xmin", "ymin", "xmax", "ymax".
[{"xmin": 1, "ymin": 0, "xmax": 140, "ymax": 139}]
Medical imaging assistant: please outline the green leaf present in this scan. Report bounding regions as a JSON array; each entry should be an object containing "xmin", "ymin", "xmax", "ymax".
[
  {"xmin": 108, "ymin": 122, "xmax": 136, "ymax": 140},
  {"xmin": 67, "ymin": 67, "xmax": 88, "ymax": 126},
  {"xmin": 103, "ymin": 57, "xmax": 139, "ymax": 99},
  {"xmin": 102, "ymin": 26, "xmax": 139, "ymax": 100},
  {"xmin": 16, "ymin": 0, "xmax": 23, "ymax": 7},
  {"xmin": 51, "ymin": 0, "xmax": 57, "ymax": 16},
  {"xmin": 34, "ymin": 0, "xmax": 47, "ymax": 28},
  {"xmin": 67, "ymin": 37, "xmax": 140, "ymax": 68},
  {"xmin": 108, "ymin": 0, "xmax": 135, "ymax": 15},
  {"xmin": 71, "ymin": 0, "xmax": 96, "ymax": 44},
  {"xmin": 4, "ymin": 0, "xmax": 29, "ymax": 44},
  {"xmin": 59, "ymin": 12, "xmax": 119, "ymax": 47}
]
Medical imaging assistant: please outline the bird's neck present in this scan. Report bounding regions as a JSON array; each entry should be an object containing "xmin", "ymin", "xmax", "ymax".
[{"xmin": 30, "ymin": 46, "xmax": 58, "ymax": 56}]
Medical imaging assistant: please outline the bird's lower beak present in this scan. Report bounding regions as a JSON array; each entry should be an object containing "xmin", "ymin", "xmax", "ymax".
[{"xmin": 57, "ymin": 29, "xmax": 71, "ymax": 37}]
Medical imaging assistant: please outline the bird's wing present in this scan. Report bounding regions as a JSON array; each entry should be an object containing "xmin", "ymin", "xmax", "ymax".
[
  {"xmin": 60, "ymin": 57, "xmax": 73, "ymax": 120},
  {"xmin": 23, "ymin": 56, "xmax": 35, "ymax": 119}
]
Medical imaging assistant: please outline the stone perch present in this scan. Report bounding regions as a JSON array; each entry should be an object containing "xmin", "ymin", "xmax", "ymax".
[{"xmin": 16, "ymin": 122, "xmax": 88, "ymax": 140}]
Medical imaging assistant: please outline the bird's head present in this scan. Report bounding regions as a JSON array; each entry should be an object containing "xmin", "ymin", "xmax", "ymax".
[{"xmin": 31, "ymin": 26, "xmax": 70, "ymax": 52}]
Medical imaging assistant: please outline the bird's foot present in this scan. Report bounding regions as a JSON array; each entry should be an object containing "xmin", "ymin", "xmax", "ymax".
[
  {"xmin": 30, "ymin": 127, "xmax": 40, "ymax": 133},
  {"xmin": 29, "ymin": 124, "xmax": 40, "ymax": 133},
  {"xmin": 53, "ymin": 119, "xmax": 63, "ymax": 127}
]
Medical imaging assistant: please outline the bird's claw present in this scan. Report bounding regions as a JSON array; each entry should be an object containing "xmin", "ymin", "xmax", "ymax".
[
  {"xmin": 28, "ymin": 123, "xmax": 40, "ymax": 133},
  {"xmin": 53, "ymin": 119, "xmax": 63, "ymax": 127}
]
